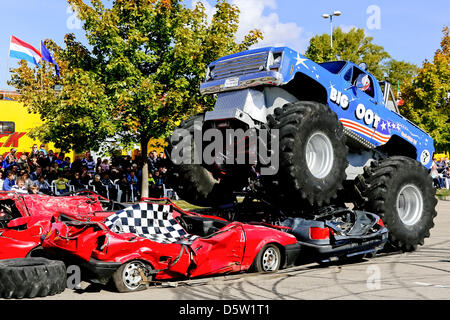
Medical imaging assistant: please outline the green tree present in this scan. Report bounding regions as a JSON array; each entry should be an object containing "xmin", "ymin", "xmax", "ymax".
[
  {"xmin": 400, "ymin": 27, "xmax": 450, "ymax": 152},
  {"xmin": 385, "ymin": 59, "xmax": 418, "ymax": 92},
  {"xmin": 9, "ymin": 0, "xmax": 262, "ymax": 197},
  {"xmin": 305, "ymin": 27, "xmax": 391, "ymax": 79}
]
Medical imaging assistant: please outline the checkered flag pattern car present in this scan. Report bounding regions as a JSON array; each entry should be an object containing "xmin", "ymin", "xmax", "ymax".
[{"xmin": 104, "ymin": 203, "xmax": 198, "ymax": 244}]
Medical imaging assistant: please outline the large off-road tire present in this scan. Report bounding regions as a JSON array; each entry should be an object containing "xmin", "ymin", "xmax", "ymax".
[
  {"xmin": 267, "ymin": 101, "xmax": 348, "ymax": 207},
  {"xmin": 0, "ymin": 258, "xmax": 66, "ymax": 299},
  {"xmin": 355, "ymin": 156, "xmax": 437, "ymax": 252},
  {"xmin": 166, "ymin": 114, "xmax": 242, "ymax": 206},
  {"xmin": 112, "ymin": 260, "xmax": 153, "ymax": 293}
]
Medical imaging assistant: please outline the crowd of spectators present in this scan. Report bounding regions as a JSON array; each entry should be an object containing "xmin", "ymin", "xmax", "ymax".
[
  {"xmin": 0, "ymin": 144, "xmax": 170, "ymax": 202},
  {"xmin": 431, "ymin": 157, "xmax": 450, "ymax": 189}
]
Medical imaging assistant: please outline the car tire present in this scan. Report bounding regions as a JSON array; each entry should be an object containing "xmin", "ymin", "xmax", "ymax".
[
  {"xmin": 112, "ymin": 260, "xmax": 153, "ymax": 293},
  {"xmin": 166, "ymin": 114, "xmax": 239, "ymax": 206},
  {"xmin": 0, "ymin": 258, "xmax": 66, "ymax": 299},
  {"xmin": 355, "ymin": 156, "xmax": 438, "ymax": 252},
  {"xmin": 267, "ymin": 100, "xmax": 348, "ymax": 207},
  {"xmin": 253, "ymin": 244, "xmax": 282, "ymax": 273}
]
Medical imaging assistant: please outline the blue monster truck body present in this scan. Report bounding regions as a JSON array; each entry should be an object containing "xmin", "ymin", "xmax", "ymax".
[
  {"xmin": 168, "ymin": 46, "xmax": 437, "ymax": 252},
  {"xmin": 200, "ymin": 47, "xmax": 434, "ymax": 170}
]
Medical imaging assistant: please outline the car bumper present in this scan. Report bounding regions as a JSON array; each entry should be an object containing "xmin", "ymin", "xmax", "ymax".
[
  {"xmin": 298, "ymin": 232, "xmax": 388, "ymax": 262},
  {"xmin": 283, "ymin": 242, "xmax": 301, "ymax": 268},
  {"xmin": 79, "ymin": 258, "xmax": 122, "ymax": 284}
]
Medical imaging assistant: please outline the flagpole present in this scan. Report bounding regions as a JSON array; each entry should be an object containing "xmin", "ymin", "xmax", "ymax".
[{"xmin": 4, "ymin": 35, "xmax": 12, "ymax": 90}]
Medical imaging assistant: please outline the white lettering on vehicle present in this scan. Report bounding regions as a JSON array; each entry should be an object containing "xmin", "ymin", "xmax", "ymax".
[
  {"xmin": 331, "ymin": 87, "xmax": 381, "ymax": 129},
  {"xmin": 330, "ymin": 87, "xmax": 349, "ymax": 109}
]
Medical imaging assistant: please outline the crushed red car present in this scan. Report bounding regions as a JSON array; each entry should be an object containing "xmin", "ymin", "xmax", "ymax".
[
  {"xmin": 0, "ymin": 190, "xmax": 123, "ymax": 259},
  {"xmin": 1, "ymin": 191, "xmax": 388, "ymax": 295},
  {"xmin": 42, "ymin": 200, "xmax": 301, "ymax": 292}
]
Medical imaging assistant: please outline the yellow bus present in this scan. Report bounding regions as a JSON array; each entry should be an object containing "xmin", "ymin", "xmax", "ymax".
[
  {"xmin": 1, "ymin": 95, "xmax": 166, "ymax": 161},
  {"xmin": 0, "ymin": 99, "xmax": 73, "ymax": 159}
]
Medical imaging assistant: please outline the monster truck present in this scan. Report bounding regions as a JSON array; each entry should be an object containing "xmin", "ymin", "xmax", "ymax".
[{"xmin": 167, "ymin": 47, "xmax": 437, "ymax": 252}]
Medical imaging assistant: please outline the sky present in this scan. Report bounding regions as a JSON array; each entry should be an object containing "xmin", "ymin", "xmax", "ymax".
[{"xmin": 0, "ymin": 0, "xmax": 448, "ymax": 90}]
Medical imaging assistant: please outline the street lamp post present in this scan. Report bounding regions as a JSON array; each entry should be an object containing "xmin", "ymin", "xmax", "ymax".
[{"xmin": 322, "ymin": 11, "xmax": 342, "ymax": 48}]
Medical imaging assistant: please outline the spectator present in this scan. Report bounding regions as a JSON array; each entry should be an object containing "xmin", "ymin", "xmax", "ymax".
[
  {"xmin": 71, "ymin": 156, "xmax": 83, "ymax": 173},
  {"xmin": 148, "ymin": 172, "xmax": 155, "ymax": 196},
  {"xmin": 69, "ymin": 172, "xmax": 85, "ymax": 191},
  {"xmin": 54, "ymin": 174, "xmax": 69, "ymax": 195},
  {"xmin": 443, "ymin": 167, "xmax": 450, "ymax": 189},
  {"xmin": 85, "ymin": 155, "xmax": 96, "ymax": 176},
  {"xmin": 92, "ymin": 174, "xmax": 107, "ymax": 197},
  {"xmin": 96, "ymin": 157, "xmax": 102, "ymax": 169},
  {"xmin": 110, "ymin": 168, "xmax": 120, "ymax": 182},
  {"xmin": 121, "ymin": 155, "xmax": 133, "ymax": 171},
  {"xmin": 63, "ymin": 167, "xmax": 72, "ymax": 181},
  {"xmin": 96, "ymin": 165, "xmax": 103, "ymax": 175},
  {"xmin": 8, "ymin": 148, "xmax": 18, "ymax": 163},
  {"xmin": 436, "ymin": 157, "xmax": 446, "ymax": 171},
  {"xmin": 30, "ymin": 185, "xmax": 40, "ymax": 195},
  {"xmin": 0, "ymin": 171, "xmax": 4, "ymax": 191},
  {"xmin": 30, "ymin": 167, "xmax": 43, "ymax": 181},
  {"xmin": 22, "ymin": 173, "xmax": 34, "ymax": 192},
  {"xmin": 47, "ymin": 150, "xmax": 57, "ymax": 165},
  {"xmin": 148, "ymin": 151, "xmax": 157, "ymax": 172},
  {"xmin": 35, "ymin": 176, "xmax": 51, "ymax": 195},
  {"xmin": 3, "ymin": 172, "xmax": 15, "ymax": 191},
  {"xmin": 101, "ymin": 172, "xmax": 117, "ymax": 200},
  {"xmin": 28, "ymin": 156, "xmax": 39, "ymax": 173},
  {"xmin": 60, "ymin": 157, "xmax": 71, "ymax": 170},
  {"xmin": 2, "ymin": 153, "xmax": 16, "ymax": 171},
  {"xmin": 153, "ymin": 170, "xmax": 164, "ymax": 198},
  {"xmin": 17, "ymin": 153, "xmax": 29, "ymax": 171},
  {"xmin": 158, "ymin": 166, "xmax": 167, "ymax": 181},
  {"xmin": 30, "ymin": 144, "xmax": 39, "ymax": 158},
  {"xmin": 156, "ymin": 151, "xmax": 166, "ymax": 168},
  {"xmin": 10, "ymin": 165, "xmax": 19, "ymax": 180},
  {"xmin": 80, "ymin": 166, "xmax": 91, "ymax": 186},
  {"xmin": 100, "ymin": 159, "xmax": 110, "ymax": 172},
  {"xmin": 47, "ymin": 167, "xmax": 58, "ymax": 184},
  {"xmin": 431, "ymin": 160, "xmax": 445, "ymax": 189},
  {"xmin": 127, "ymin": 171, "xmax": 139, "ymax": 201},
  {"xmin": 11, "ymin": 177, "xmax": 28, "ymax": 194},
  {"xmin": 54, "ymin": 154, "xmax": 64, "ymax": 167},
  {"xmin": 37, "ymin": 151, "xmax": 50, "ymax": 168},
  {"xmin": 118, "ymin": 175, "xmax": 131, "ymax": 202},
  {"xmin": 39, "ymin": 144, "xmax": 47, "ymax": 156}
]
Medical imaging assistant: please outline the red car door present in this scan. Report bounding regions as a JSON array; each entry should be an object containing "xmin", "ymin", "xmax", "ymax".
[{"xmin": 189, "ymin": 223, "xmax": 245, "ymax": 277}]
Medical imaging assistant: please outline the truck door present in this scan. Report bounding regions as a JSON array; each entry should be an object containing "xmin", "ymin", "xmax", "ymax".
[{"xmin": 340, "ymin": 66, "xmax": 383, "ymax": 146}]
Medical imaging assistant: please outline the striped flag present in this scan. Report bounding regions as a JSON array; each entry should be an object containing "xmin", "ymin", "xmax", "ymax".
[
  {"xmin": 9, "ymin": 35, "xmax": 42, "ymax": 66},
  {"xmin": 41, "ymin": 41, "xmax": 60, "ymax": 77}
]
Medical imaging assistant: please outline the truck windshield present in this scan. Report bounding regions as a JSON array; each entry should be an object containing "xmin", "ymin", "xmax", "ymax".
[{"xmin": 319, "ymin": 61, "xmax": 347, "ymax": 74}]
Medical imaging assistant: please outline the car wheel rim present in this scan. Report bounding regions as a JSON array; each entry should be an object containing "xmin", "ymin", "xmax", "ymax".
[
  {"xmin": 123, "ymin": 261, "xmax": 147, "ymax": 290},
  {"xmin": 306, "ymin": 131, "xmax": 334, "ymax": 179},
  {"xmin": 262, "ymin": 247, "xmax": 279, "ymax": 272},
  {"xmin": 396, "ymin": 184, "xmax": 423, "ymax": 226}
]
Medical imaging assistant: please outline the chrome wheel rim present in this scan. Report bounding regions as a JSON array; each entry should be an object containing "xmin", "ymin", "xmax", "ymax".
[
  {"xmin": 262, "ymin": 247, "xmax": 279, "ymax": 272},
  {"xmin": 122, "ymin": 261, "xmax": 148, "ymax": 290},
  {"xmin": 396, "ymin": 184, "xmax": 423, "ymax": 226},
  {"xmin": 306, "ymin": 131, "xmax": 334, "ymax": 179}
]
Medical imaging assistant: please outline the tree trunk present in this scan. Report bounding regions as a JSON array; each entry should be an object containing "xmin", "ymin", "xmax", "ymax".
[{"xmin": 140, "ymin": 137, "xmax": 149, "ymax": 199}]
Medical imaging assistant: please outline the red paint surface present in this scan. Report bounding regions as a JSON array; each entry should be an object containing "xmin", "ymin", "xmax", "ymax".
[{"xmin": 42, "ymin": 201, "xmax": 298, "ymax": 280}]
